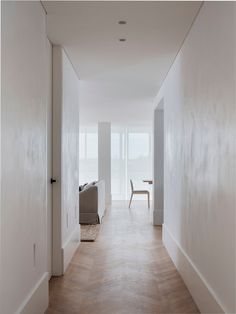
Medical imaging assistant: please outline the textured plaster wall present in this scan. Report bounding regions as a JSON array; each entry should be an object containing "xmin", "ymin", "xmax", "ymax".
[
  {"xmin": 1, "ymin": 2, "xmax": 48, "ymax": 312},
  {"xmin": 156, "ymin": 2, "xmax": 236, "ymax": 313}
]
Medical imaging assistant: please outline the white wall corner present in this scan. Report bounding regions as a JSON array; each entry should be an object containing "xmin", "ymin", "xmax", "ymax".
[
  {"xmin": 62, "ymin": 224, "xmax": 80, "ymax": 273},
  {"xmin": 106, "ymin": 194, "xmax": 112, "ymax": 206},
  {"xmin": 163, "ymin": 224, "xmax": 226, "ymax": 314},
  {"xmin": 98, "ymin": 122, "xmax": 111, "ymax": 205},
  {"xmin": 153, "ymin": 208, "xmax": 163, "ymax": 226},
  {"xmin": 52, "ymin": 46, "xmax": 80, "ymax": 277},
  {"xmin": 153, "ymin": 107, "xmax": 164, "ymax": 227},
  {"xmin": 17, "ymin": 273, "xmax": 48, "ymax": 314}
]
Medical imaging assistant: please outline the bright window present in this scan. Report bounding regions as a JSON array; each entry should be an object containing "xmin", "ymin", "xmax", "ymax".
[{"xmin": 111, "ymin": 126, "xmax": 152, "ymax": 200}]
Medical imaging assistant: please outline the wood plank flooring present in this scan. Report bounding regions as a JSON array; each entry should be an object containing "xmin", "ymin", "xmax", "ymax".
[{"xmin": 46, "ymin": 201, "xmax": 199, "ymax": 314}]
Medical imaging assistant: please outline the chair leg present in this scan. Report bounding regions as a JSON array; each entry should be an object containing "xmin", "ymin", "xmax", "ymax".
[
  {"xmin": 129, "ymin": 193, "xmax": 133, "ymax": 208},
  {"xmin": 147, "ymin": 192, "xmax": 150, "ymax": 209}
]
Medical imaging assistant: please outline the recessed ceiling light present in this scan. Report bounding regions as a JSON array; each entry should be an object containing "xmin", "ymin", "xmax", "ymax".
[
  {"xmin": 119, "ymin": 38, "xmax": 126, "ymax": 42},
  {"xmin": 118, "ymin": 21, "xmax": 127, "ymax": 25}
]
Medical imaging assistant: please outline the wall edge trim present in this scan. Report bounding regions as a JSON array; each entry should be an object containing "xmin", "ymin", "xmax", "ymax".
[
  {"xmin": 163, "ymin": 224, "xmax": 226, "ymax": 314},
  {"xmin": 16, "ymin": 272, "xmax": 48, "ymax": 314}
]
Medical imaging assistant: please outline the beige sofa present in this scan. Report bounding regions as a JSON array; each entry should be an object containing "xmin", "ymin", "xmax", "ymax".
[{"xmin": 79, "ymin": 180, "xmax": 106, "ymax": 224}]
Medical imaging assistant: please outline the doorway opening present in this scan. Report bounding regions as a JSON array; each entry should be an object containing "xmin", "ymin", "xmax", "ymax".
[{"xmin": 111, "ymin": 125, "xmax": 153, "ymax": 203}]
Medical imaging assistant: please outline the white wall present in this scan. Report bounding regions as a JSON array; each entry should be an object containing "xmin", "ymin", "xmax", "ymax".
[
  {"xmin": 1, "ymin": 2, "xmax": 49, "ymax": 313},
  {"xmin": 98, "ymin": 122, "xmax": 111, "ymax": 205},
  {"xmin": 153, "ymin": 107, "xmax": 164, "ymax": 225},
  {"xmin": 46, "ymin": 39, "xmax": 53, "ymax": 278},
  {"xmin": 52, "ymin": 46, "xmax": 80, "ymax": 275},
  {"xmin": 0, "ymin": 1, "xmax": 2, "ymax": 312},
  {"xmin": 155, "ymin": 2, "xmax": 236, "ymax": 313}
]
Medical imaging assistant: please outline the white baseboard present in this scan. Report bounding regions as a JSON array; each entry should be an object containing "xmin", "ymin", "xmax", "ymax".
[
  {"xmin": 62, "ymin": 224, "xmax": 80, "ymax": 273},
  {"xmin": 17, "ymin": 273, "xmax": 48, "ymax": 314},
  {"xmin": 163, "ymin": 224, "xmax": 225, "ymax": 314},
  {"xmin": 153, "ymin": 208, "xmax": 163, "ymax": 225}
]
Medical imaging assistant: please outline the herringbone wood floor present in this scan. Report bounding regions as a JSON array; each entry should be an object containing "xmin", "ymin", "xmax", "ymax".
[{"xmin": 46, "ymin": 201, "xmax": 199, "ymax": 314}]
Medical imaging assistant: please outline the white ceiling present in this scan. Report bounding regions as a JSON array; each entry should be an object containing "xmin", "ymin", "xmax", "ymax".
[{"xmin": 44, "ymin": 1, "xmax": 202, "ymax": 125}]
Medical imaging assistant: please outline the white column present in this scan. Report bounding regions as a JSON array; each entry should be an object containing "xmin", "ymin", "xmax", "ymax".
[
  {"xmin": 98, "ymin": 122, "xmax": 111, "ymax": 205},
  {"xmin": 153, "ymin": 107, "xmax": 164, "ymax": 225}
]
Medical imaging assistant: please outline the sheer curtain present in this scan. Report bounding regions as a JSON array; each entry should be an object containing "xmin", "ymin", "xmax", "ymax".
[
  {"xmin": 111, "ymin": 125, "xmax": 153, "ymax": 200},
  {"xmin": 79, "ymin": 126, "xmax": 98, "ymax": 185}
]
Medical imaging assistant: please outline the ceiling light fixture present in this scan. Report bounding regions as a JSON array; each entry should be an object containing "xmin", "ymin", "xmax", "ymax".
[
  {"xmin": 119, "ymin": 38, "xmax": 126, "ymax": 42},
  {"xmin": 118, "ymin": 21, "xmax": 127, "ymax": 25}
]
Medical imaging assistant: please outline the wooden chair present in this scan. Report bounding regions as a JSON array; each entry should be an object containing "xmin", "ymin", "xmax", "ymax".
[{"xmin": 129, "ymin": 179, "xmax": 150, "ymax": 209}]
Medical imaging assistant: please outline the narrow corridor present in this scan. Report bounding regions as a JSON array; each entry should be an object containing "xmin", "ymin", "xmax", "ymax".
[{"xmin": 46, "ymin": 201, "xmax": 199, "ymax": 314}]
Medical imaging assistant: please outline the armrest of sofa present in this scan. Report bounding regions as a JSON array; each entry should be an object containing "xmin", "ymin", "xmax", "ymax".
[{"xmin": 79, "ymin": 185, "xmax": 98, "ymax": 214}]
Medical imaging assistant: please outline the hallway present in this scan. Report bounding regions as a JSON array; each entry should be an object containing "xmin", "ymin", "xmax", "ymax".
[{"xmin": 46, "ymin": 201, "xmax": 199, "ymax": 314}]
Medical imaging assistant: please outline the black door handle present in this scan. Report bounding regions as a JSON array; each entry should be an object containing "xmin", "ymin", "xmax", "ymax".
[{"xmin": 50, "ymin": 178, "xmax": 57, "ymax": 184}]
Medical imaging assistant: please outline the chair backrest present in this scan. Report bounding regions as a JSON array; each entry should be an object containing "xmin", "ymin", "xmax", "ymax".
[{"xmin": 130, "ymin": 179, "xmax": 134, "ymax": 192}]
